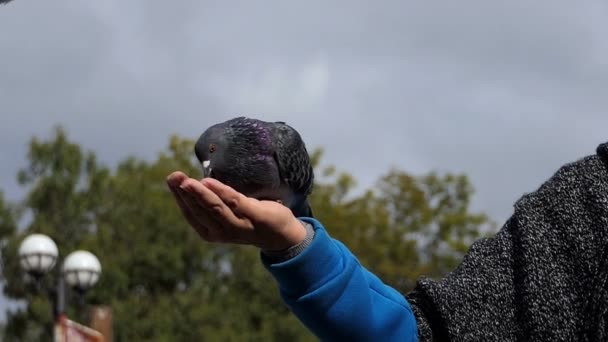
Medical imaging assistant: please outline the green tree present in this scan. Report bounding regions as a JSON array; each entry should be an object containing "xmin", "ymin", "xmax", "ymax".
[
  {"xmin": 1, "ymin": 126, "xmax": 494, "ymax": 341},
  {"xmin": 0, "ymin": 190, "xmax": 17, "ymax": 262},
  {"xmin": 2, "ymin": 126, "xmax": 102, "ymax": 341}
]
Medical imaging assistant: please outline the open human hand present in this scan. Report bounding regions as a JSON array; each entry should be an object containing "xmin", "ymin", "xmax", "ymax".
[{"xmin": 166, "ymin": 171, "xmax": 307, "ymax": 251}]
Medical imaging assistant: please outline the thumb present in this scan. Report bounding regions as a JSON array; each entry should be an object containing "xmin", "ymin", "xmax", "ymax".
[{"xmin": 201, "ymin": 178, "xmax": 258, "ymax": 216}]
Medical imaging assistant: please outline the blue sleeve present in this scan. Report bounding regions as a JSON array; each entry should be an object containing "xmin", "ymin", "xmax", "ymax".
[{"xmin": 261, "ymin": 218, "xmax": 418, "ymax": 341}]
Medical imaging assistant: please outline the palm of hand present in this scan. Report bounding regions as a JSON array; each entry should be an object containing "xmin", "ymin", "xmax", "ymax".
[{"xmin": 167, "ymin": 171, "xmax": 306, "ymax": 251}]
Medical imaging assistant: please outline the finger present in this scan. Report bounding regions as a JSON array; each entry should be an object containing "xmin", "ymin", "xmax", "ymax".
[
  {"xmin": 181, "ymin": 189, "xmax": 236, "ymax": 242},
  {"xmin": 180, "ymin": 189, "xmax": 222, "ymax": 226},
  {"xmin": 181, "ymin": 179, "xmax": 225, "ymax": 210},
  {"xmin": 169, "ymin": 185, "xmax": 211, "ymax": 239},
  {"xmin": 171, "ymin": 187, "xmax": 206, "ymax": 232},
  {"xmin": 181, "ymin": 178, "xmax": 251, "ymax": 230},
  {"xmin": 179, "ymin": 188, "xmax": 247, "ymax": 243},
  {"xmin": 168, "ymin": 175, "xmax": 234, "ymax": 242},
  {"xmin": 201, "ymin": 178, "xmax": 257, "ymax": 216},
  {"xmin": 167, "ymin": 171, "xmax": 189, "ymax": 189},
  {"xmin": 201, "ymin": 178, "xmax": 280, "ymax": 225}
]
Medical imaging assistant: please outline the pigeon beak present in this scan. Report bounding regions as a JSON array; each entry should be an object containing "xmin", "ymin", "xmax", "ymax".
[{"xmin": 202, "ymin": 160, "xmax": 211, "ymax": 177}]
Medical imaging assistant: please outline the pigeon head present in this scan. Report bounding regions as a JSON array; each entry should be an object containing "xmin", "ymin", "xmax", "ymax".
[
  {"xmin": 194, "ymin": 117, "xmax": 274, "ymax": 179},
  {"xmin": 194, "ymin": 123, "xmax": 229, "ymax": 178}
]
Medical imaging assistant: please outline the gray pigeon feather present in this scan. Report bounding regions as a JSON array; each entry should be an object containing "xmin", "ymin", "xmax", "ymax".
[{"xmin": 194, "ymin": 116, "xmax": 314, "ymax": 218}]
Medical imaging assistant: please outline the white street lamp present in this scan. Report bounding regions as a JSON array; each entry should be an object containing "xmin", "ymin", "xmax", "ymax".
[
  {"xmin": 17, "ymin": 233, "xmax": 102, "ymax": 327},
  {"xmin": 18, "ymin": 234, "xmax": 59, "ymax": 277},
  {"xmin": 62, "ymin": 250, "xmax": 102, "ymax": 292}
]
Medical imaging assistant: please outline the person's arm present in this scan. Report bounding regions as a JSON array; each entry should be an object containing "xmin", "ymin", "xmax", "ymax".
[
  {"xmin": 261, "ymin": 218, "xmax": 418, "ymax": 342},
  {"xmin": 167, "ymin": 175, "xmax": 418, "ymax": 341}
]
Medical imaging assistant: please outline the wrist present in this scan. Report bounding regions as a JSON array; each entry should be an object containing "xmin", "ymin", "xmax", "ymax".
[
  {"xmin": 261, "ymin": 219, "xmax": 315, "ymax": 263},
  {"xmin": 262, "ymin": 217, "xmax": 308, "ymax": 252}
]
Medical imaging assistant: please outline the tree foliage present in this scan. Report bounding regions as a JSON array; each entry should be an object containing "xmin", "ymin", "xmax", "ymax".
[{"xmin": 0, "ymin": 126, "xmax": 495, "ymax": 341}]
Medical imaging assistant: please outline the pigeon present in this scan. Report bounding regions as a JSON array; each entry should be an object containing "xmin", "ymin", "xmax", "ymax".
[{"xmin": 194, "ymin": 116, "xmax": 314, "ymax": 218}]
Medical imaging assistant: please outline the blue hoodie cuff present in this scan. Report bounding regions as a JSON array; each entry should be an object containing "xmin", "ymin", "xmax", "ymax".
[{"xmin": 260, "ymin": 218, "xmax": 345, "ymax": 297}]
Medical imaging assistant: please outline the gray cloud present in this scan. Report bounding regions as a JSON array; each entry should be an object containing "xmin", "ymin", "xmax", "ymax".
[
  {"xmin": 1, "ymin": 0, "xmax": 607, "ymax": 318},
  {"xmin": 1, "ymin": 0, "xmax": 606, "ymax": 217}
]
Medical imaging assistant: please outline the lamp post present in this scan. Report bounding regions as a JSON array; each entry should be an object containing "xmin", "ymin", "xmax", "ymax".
[{"xmin": 18, "ymin": 233, "xmax": 102, "ymax": 340}]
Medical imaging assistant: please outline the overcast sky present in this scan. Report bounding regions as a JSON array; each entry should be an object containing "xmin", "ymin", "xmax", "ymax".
[{"xmin": 1, "ymin": 0, "xmax": 607, "ymax": 320}]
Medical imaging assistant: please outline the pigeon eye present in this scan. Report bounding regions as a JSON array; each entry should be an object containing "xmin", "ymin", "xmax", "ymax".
[{"xmin": 209, "ymin": 144, "xmax": 216, "ymax": 153}]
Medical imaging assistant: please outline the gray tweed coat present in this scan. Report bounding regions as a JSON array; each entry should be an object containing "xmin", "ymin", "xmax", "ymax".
[{"xmin": 407, "ymin": 142, "xmax": 608, "ymax": 341}]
